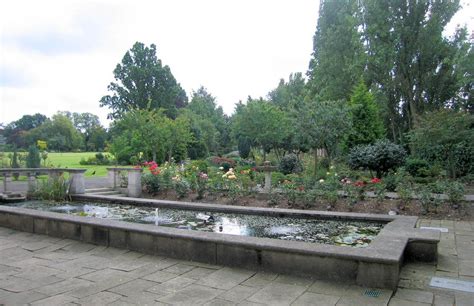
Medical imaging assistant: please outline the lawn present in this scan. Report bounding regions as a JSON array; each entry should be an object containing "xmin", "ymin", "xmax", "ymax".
[{"xmin": 0, "ymin": 152, "xmax": 117, "ymax": 177}]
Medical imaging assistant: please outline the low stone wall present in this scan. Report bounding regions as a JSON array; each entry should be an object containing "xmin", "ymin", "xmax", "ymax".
[{"xmin": 0, "ymin": 197, "xmax": 440, "ymax": 290}]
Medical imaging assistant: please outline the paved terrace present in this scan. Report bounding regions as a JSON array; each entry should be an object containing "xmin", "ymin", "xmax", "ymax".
[{"xmin": 0, "ymin": 219, "xmax": 472, "ymax": 306}]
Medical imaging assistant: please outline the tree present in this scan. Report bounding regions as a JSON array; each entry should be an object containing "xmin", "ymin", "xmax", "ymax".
[
  {"xmin": 110, "ymin": 109, "xmax": 192, "ymax": 164},
  {"xmin": 346, "ymin": 81, "xmax": 385, "ymax": 148},
  {"xmin": 361, "ymin": 0, "xmax": 466, "ymax": 133},
  {"xmin": 100, "ymin": 42, "xmax": 188, "ymax": 119},
  {"xmin": 232, "ymin": 99, "xmax": 290, "ymax": 160},
  {"xmin": 307, "ymin": 0, "xmax": 364, "ymax": 102},
  {"xmin": 187, "ymin": 87, "xmax": 231, "ymax": 154},
  {"xmin": 4, "ymin": 113, "xmax": 47, "ymax": 148},
  {"xmin": 27, "ymin": 113, "xmax": 83, "ymax": 152},
  {"xmin": 297, "ymin": 99, "xmax": 351, "ymax": 174},
  {"xmin": 71, "ymin": 113, "xmax": 102, "ymax": 151},
  {"xmin": 408, "ymin": 110, "xmax": 474, "ymax": 178}
]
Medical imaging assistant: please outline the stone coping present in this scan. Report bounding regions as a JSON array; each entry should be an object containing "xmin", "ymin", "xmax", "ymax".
[
  {"xmin": 0, "ymin": 168, "xmax": 86, "ymax": 174},
  {"xmin": 106, "ymin": 167, "xmax": 143, "ymax": 172}
]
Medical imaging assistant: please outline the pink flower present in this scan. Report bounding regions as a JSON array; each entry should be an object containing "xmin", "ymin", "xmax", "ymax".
[{"xmin": 371, "ymin": 178, "xmax": 382, "ymax": 184}]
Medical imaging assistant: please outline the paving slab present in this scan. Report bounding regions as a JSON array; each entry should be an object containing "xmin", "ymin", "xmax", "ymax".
[
  {"xmin": 157, "ymin": 284, "xmax": 225, "ymax": 305},
  {"xmin": 200, "ymin": 267, "xmax": 256, "ymax": 290},
  {"xmin": 247, "ymin": 282, "xmax": 307, "ymax": 306},
  {"xmin": 218, "ymin": 284, "xmax": 260, "ymax": 303},
  {"xmin": 292, "ymin": 292, "xmax": 340, "ymax": 306}
]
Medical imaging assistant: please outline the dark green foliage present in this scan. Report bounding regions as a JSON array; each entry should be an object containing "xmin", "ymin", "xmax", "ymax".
[
  {"xmin": 405, "ymin": 158, "xmax": 431, "ymax": 178},
  {"xmin": 347, "ymin": 81, "xmax": 384, "ymax": 148},
  {"xmin": 11, "ymin": 150, "xmax": 20, "ymax": 168},
  {"xmin": 142, "ymin": 174, "xmax": 161, "ymax": 195},
  {"xmin": 307, "ymin": 0, "xmax": 364, "ymax": 101},
  {"xmin": 441, "ymin": 180, "xmax": 465, "ymax": 207},
  {"xmin": 100, "ymin": 42, "xmax": 187, "ymax": 119},
  {"xmin": 26, "ymin": 145, "xmax": 41, "ymax": 168},
  {"xmin": 279, "ymin": 154, "xmax": 303, "ymax": 175},
  {"xmin": 238, "ymin": 137, "xmax": 251, "ymax": 159},
  {"xmin": 79, "ymin": 153, "xmax": 113, "ymax": 165},
  {"xmin": 348, "ymin": 140, "xmax": 406, "ymax": 177},
  {"xmin": 408, "ymin": 110, "xmax": 474, "ymax": 178}
]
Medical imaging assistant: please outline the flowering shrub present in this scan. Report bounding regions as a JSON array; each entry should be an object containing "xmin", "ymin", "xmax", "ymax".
[
  {"xmin": 143, "ymin": 161, "xmax": 160, "ymax": 175},
  {"xmin": 196, "ymin": 172, "xmax": 208, "ymax": 199},
  {"xmin": 172, "ymin": 175, "xmax": 190, "ymax": 198}
]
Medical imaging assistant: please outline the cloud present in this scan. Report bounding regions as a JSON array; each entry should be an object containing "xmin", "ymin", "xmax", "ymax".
[{"xmin": 0, "ymin": 66, "xmax": 31, "ymax": 87}]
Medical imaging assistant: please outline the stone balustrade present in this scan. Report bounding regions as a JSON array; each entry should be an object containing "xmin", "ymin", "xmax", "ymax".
[
  {"xmin": 106, "ymin": 167, "xmax": 143, "ymax": 197},
  {"xmin": 0, "ymin": 168, "xmax": 87, "ymax": 194}
]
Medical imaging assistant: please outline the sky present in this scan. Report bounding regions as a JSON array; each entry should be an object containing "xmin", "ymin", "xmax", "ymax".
[{"xmin": 0, "ymin": 0, "xmax": 472, "ymax": 127}]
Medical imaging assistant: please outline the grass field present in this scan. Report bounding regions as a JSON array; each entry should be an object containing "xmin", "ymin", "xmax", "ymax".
[{"xmin": 0, "ymin": 152, "xmax": 116, "ymax": 177}]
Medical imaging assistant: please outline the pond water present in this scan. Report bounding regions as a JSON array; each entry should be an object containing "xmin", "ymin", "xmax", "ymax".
[{"xmin": 10, "ymin": 201, "xmax": 385, "ymax": 247}]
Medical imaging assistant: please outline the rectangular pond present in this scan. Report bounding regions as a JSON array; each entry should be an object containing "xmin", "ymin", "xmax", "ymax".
[
  {"xmin": 10, "ymin": 201, "xmax": 385, "ymax": 247},
  {"xmin": 0, "ymin": 194, "xmax": 440, "ymax": 289}
]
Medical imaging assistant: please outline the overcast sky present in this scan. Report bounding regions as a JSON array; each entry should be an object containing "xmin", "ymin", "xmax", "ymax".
[{"xmin": 1, "ymin": 0, "xmax": 472, "ymax": 127}]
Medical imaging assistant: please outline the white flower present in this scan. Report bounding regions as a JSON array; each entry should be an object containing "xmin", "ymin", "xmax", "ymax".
[
  {"xmin": 219, "ymin": 166, "xmax": 224, "ymax": 170},
  {"xmin": 326, "ymin": 172, "xmax": 330, "ymax": 175},
  {"xmin": 334, "ymin": 173, "xmax": 338, "ymax": 176},
  {"xmin": 330, "ymin": 165, "xmax": 335, "ymax": 170},
  {"xmin": 319, "ymin": 179, "xmax": 325, "ymax": 183}
]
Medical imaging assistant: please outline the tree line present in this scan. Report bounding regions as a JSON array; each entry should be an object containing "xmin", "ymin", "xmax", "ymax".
[{"xmin": 1, "ymin": 0, "xmax": 472, "ymax": 177}]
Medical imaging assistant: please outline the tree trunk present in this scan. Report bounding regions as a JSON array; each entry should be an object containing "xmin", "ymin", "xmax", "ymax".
[{"xmin": 313, "ymin": 149, "xmax": 318, "ymax": 176}]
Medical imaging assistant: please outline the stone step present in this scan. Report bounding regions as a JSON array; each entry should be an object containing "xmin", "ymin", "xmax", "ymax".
[
  {"xmin": 85, "ymin": 187, "xmax": 114, "ymax": 193},
  {"xmin": 87, "ymin": 190, "xmax": 123, "ymax": 195}
]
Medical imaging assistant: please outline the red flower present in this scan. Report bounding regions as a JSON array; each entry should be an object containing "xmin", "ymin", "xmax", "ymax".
[
  {"xmin": 371, "ymin": 178, "xmax": 381, "ymax": 184},
  {"xmin": 354, "ymin": 181, "xmax": 366, "ymax": 187}
]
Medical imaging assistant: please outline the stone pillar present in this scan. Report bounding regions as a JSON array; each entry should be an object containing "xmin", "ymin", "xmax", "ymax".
[
  {"xmin": 27, "ymin": 172, "xmax": 37, "ymax": 194},
  {"xmin": 3, "ymin": 174, "xmax": 11, "ymax": 193},
  {"xmin": 264, "ymin": 171, "xmax": 272, "ymax": 192},
  {"xmin": 69, "ymin": 170, "xmax": 86, "ymax": 194},
  {"xmin": 127, "ymin": 169, "xmax": 143, "ymax": 198},
  {"xmin": 107, "ymin": 168, "xmax": 118, "ymax": 190}
]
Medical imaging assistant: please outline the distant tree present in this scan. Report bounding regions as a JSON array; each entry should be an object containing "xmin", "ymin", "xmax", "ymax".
[
  {"xmin": 346, "ymin": 81, "xmax": 385, "ymax": 148},
  {"xmin": 307, "ymin": 0, "xmax": 364, "ymax": 101},
  {"xmin": 297, "ymin": 99, "xmax": 351, "ymax": 174},
  {"xmin": 232, "ymin": 99, "xmax": 290, "ymax": 160},
  {"xmin": 4, "ymin": 113, "xmax": 47, "ymax": 148},
  {"xmin": 71, "ymin": 113, "xmax": 102, "ymax": 151},
  {"xmin": 28, "ymin": 113, "xmax": 82, "ymax": 152},
  {"xmin": 187, "ymin": 87, "xmax": 231, "ymax": 154},
  {"xmin": 100, "ymin": 42, "xmax": 187, "ymax": 119}
]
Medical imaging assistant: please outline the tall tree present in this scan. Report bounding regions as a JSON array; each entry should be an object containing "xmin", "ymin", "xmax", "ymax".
[
  {"xmin": 186, "ymin": 87, "xmax": 230, "ymax": 154},
  {"xmin": 100, "ymin": 42, "xmax": 187, "ymax": 119},
  {"xmin": 307, "ymin": 0, "xmax": 364, "ymax": 102},
  {"xmin": 362, "ymin": 0, "xmax": 464, "ymax": 132},
  {"xmin": 346, "ymin": 81, "xmax": 385, "ymax": 148},
  {"xmin": 71, "ymin": 113, "xmax": 102, "ymax": 151},
  {"xmin": 4, "ymin": 113, "xmax": 47, "ymax": 148}
]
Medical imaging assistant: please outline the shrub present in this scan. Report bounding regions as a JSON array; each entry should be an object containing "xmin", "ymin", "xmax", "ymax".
[
  {"xmin": 279, "ymin": 154, "xmax": 303, "ymax": 175},
  {"xmin": 238, "ymin": 138, "xmax": 252, "ymax": 159},
  {"xmin": 408, "ymin": 110, "xmax": 474, "ymax": 178},
  {"xmin": 405, "ymin": 158, "xmax": 430, "ymax": 177},
  {"xmin": 174, "ymin": 178, "xmax": 190, "ymax": 198},
  {"xmin": 26, "ymin": 145, "xmax": 41, "ymax": 168},
  {"xmin": 79, "ymin": 153, "xmax": 114, "ymax": 165},
  {"xmin": 348, "ymin": 139, "xmax": 406, "ymax": 178},
  {"xmin": 441, "ymin": 181, "xmax": 465, "ymax": 208},
  {"xmin": 142, "ymin": 173, "xmax": 160, "ymax": 195},
  {"xmin": 33, "ymin": 175, "xmax": 70, "ymax": 201},
  {"xmin": 209, "ymin": 156, "xmax": 236, "ymax": 168}
]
